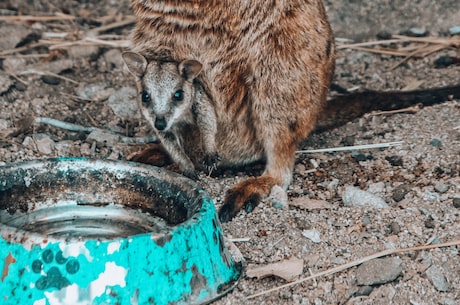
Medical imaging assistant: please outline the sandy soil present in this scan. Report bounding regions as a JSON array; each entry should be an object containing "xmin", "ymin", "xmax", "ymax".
[{"xmin": 0, "ymin": 1, "xmax": 459, "ymax": 304}]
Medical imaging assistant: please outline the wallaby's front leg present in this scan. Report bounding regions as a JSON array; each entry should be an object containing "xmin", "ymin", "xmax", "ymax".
[{"xmin": 157, "ymin": 131, "xmax": 197, "ymax": 180}]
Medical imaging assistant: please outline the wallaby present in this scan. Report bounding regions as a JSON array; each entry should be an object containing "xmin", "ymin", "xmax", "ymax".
[
  {"xmin": 122, "ymin": 52, "xmax": 219, "ymax": 179},
  {"xmin": 127, "ymin": 0, "xmax": 335, "ymax": 221}
]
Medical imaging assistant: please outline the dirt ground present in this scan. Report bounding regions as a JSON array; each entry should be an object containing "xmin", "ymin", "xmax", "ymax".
[{"xmin": 0, "ymin": 1, "xmax": 459, "ymax": 304}]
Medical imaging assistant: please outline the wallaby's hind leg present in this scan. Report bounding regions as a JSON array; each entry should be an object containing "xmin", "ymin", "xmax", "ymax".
[{"xmin": 218, "ymin": 133, "xmax": 297, "ymax": 222}]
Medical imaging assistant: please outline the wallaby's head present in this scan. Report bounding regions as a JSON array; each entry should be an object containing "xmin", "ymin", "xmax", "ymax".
[{"xmin": 122, "ymin": 51, "xmax": 203, "ymax": 132}]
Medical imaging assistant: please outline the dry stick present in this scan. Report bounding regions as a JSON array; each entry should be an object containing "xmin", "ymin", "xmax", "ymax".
[
  {"xmin": 336, "ymin": 38, "xmax": 408, "ymax": 49},
  {"xmin": 368, "ymin": 105, "xmax": 421, "ymax": 116},
  {"xmin": 338, "ymin": 45, "xmax": 408, "ymax": 57},
  {"xmin": 0, "ymin": 14, "xmax": 75, "ymax": 22},
  {"xmin": 19, "ymin": 70, "xmax": 78, "ymax": 85},
  {"xmin": 0, "ymin": 42, "xmax": 48, "ymax": 56},
  {"xmin": 47, "ymin": 37, "xmax": 131, "ymax": 50},
  {"xmin": 389, "ymin": 43, "xmax": 429, "ymax": 70},
  {"xmin": 392, "ymin": 34, "xmax": 460, "ymax": 46},
  {"xmin": 34, "ymin": 117, "xmax": 158, "ymax": 144},
  {"xmin": 248, "ymin": 239, "xmax": 460, "ymax": 299},
  {"xmin": 87, "ymin": 17, "xmax": 135, "ymax": 35},
  {"xmin": 296, "ymin": 141, "xmax": 403, "ymax": 154}
]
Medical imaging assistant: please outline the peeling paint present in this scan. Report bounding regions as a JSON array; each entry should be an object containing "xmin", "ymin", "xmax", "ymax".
[{"xmin": 1, "ymin": 253, "xmax": 16, "ymax": 282}]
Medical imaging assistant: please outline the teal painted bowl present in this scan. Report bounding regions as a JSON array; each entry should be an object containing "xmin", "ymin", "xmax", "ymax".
[{"xmin": 0, "ymin": 159, "xmax": 242, "ymax": 305}]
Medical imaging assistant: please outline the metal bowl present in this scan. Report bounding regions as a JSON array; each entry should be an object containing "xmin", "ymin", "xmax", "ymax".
[{"xmin": 0, "ymin": 158, "xmax": 242, "ymax": 305}]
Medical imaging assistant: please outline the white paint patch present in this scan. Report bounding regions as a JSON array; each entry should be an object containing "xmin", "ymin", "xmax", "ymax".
[
  {"xmin": 42, "ymin": 262, "xmax": 127, "ymax": 305},
  {"xmin": 60, "ymin": 243, "xmax": 93, "ymax": 262},
  {"xmin": 91, "ymin": 262, "xmax": 127, "ymax": 298},
  {"xmin": 33, "ymin": 299, "xmax": 46, "ymax": 305},
  {"xmin": 107, "ymin": 241, "xmax": 121, "ymax": 255}
]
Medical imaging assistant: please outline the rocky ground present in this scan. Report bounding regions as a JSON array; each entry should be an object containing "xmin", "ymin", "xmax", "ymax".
[{"xmin": 0, "ymin": 1, "xmax": 459, "ymax": 304}]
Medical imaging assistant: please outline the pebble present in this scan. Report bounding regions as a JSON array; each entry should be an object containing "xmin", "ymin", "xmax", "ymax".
[
  {"xmin": 342, "ymin": 186, "xmax": 388, "ymax": 208},
  {"xmin": 392, "ymin": 184, "xmax": 410, "ymax": 202},
  {"xmin": 453, "ymin": 197, "xmax": 460, "ymax": 209},
  {"xmin": 385, "ymin": 155, "xmax": 403, "ymax": 167},
  {"xmin": 425, "ymin": 265, "xmax": 450, "ymax": 292},
  {"xmin": 302, "ymin": 229, "xmax": 321, "ymax": 243},
  {"xmin": 107, "ymin": 87, "xmax": 140, "ymax": 119},
  {"xmin": 430, "ymin": 139, "xmax": 442, "ymax": 147},
  {"xmin": 41, "ymin": 75, "xmax": 60, "ymax": 85},
  {"xmin": 389, "ymin": 221, "xmax": 401, "ymax": 234},
  {"xmin": 355, "ymin": 257, "xmax": 403, "ymax": 286},
  {"xmin": 434, "ymin": 181, "xmax": 448, "ymax": 193},
  {"xmin": 35, "ymin": 135, "xmax": 55, "ymax": 155},
  {"xmin": 407, "ymin": 27, "xmax": 428, "ymax": 37},
  {"xmin": 449, "ymin": 25, "xmax": 460, "ymax": 36}
]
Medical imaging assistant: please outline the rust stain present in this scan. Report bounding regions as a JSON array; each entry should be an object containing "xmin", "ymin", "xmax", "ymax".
[{"xmin": 2, "ymin": 252, "xmax": 17, "ymax": 282}]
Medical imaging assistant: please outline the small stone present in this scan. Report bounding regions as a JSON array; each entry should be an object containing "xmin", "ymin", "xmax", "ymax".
[
  {"xmin": 426, "ymin": 265, "xmax": 450, "ymax": 292},
  {"xmin": 389, "ymin": 222, "xmax": 401, "ymax": 234},
  {"xmin": 424, "ymin": 218, "xmax": 436, "ymax": 229},
  {"xmin": 434, "ymin": 55, "xmax": 455, "ymax": 68},
  {"xmin": 453, "ymin": 197, "xmax": 460, "ymax": 209},
  {"xmin": 392, "ymin": 184, "xmax": 410, "ymax": 202},
  {"xmin": 342, "ymin": 186, "xmax": 388, "ymax": 208},
  {"xmin": 302, "ymin": 229, "xmax": 321, "ymax": 243},
  {"xmin": 341, "ymin": 135, "xmax": 355, "ymax": 146},
  {"xmin": 430, "ymin": 139, "xmax": 442, "ymax": 147},
  {"xmin": 449, "ymin": 25, "xmax": 460, "ymax": 36},
  {"xmin": 15, "ymin": 81, "xmax": 27, "ymax": 91},
  {"xmin": 269, "ymin": 185, "xmax": 288, "ymax": 210},
  {"xmin": 356, "ymin": 257, "xmax": 403, "ymax": 286},
  {"xmin": 41, "ymin": 75, "xmax": 60, "ymax": 85},
  {"xmin": 434, "ymin": 181, "xmax": 448, "ymax": 193},
  {"xmin": 385, "ymin": 155, "xmax": 403, "ymax": 167},
  {"xmin": 376, "ymin": 31, "xmax": 392, "ymax": 40},
  {"xmin": 407, "ymin": 27, "xmax": 428, "ymax": 37},
  {"xmin": 35, "ymin": 135, "xmax": 55, "ymax": 155}
]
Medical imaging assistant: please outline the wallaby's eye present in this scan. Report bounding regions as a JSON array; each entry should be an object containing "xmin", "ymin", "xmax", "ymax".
[
  {"xmin": 141, "ymin": 91, "xmax": 151, "ymax": 104},
  {"xmin": 173, "ymin": 89, "xmax": 184, "ymax": 102}
]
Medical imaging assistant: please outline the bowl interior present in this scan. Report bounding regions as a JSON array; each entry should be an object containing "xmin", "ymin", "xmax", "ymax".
[{"xmin": 0, "ymin": 159, "xmax": 203, "ymax": 239}]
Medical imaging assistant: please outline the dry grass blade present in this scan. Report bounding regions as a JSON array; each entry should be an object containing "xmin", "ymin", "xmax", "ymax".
[
  {"xmin": 247, "ymin": 239, "xmax": 460, "ymax": 299},
  {"xmin": 338, "ymin": 35, "xmax": 460, "ymax": 62},
  {"xmin": 0, "ymin": 14, "xmax": 75, "ymax": 22}
]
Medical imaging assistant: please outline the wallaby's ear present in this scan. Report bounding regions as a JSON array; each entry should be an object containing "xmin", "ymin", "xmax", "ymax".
[
  {"xmin": 178, "ymin": 60, "xmax": 203, "ymax": 81},
  {"xmin": 122, "ymin": 51, "xmax": 148, "ymax": 78}
]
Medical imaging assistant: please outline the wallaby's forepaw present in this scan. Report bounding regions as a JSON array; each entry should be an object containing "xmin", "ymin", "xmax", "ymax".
[
  {"xmin": 183, "ymin": 168, "xmax": 199, "ymax": 180},
  {"xmin": 218, "ymin": 176, "xmax": 277, "ymax": 222},
  {"xmin": 129, "ymin": 144, "xmax": 172, "ymax": 167},
  {"xmin": 203, "ymin": 153, "xmax": 221, "ymax": 174}
]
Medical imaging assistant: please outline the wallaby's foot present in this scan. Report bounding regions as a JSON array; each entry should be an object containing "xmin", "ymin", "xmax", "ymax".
[
  {"xmin": 203, "ymin": 153, "xmax": 221, "ymax": 174},
  {"xmin": 129, "ymin": 144, "xmax": 172, "ymax": 167},
  {"xmin": 218, "ymin": 176, "xmax": 278, "ymax": 222}
]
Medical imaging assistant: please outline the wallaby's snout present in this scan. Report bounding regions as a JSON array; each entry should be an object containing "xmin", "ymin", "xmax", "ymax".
[{"xmin": 155, "ymin": 116, "xmax": 167, "ymax": 131}]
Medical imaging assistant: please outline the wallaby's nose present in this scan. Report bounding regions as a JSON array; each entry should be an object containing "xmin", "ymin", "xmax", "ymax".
[{"xmin": 155, "ymin": 116, "xmax": 167, "ymax": 130}]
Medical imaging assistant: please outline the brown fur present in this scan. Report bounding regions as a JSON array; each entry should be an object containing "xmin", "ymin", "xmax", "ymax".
[{"xmin": 129, "ymin": 0, "xmax": 336, "ymax": 221}]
